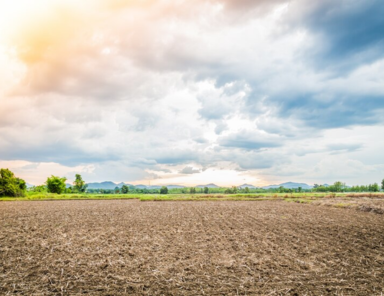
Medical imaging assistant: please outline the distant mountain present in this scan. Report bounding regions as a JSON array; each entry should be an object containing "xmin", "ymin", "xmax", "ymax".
[
  {"xmin": 196, "ymin": 183, "xmax": 219, "ymax": 188},
  {"xmin": 87, "ymin": 181, "xmax": 120, "ymax": 190},
  {"xmin": 238, "ymin": 184, "xmax": 258, "ymax": 189},
  {"xmin": 148, "ymin": 185, "xmax": 162, "ymax": 189},
  {"xmin": 134, "ymin": 184, "xmax": 147, "ymax": 189},
  {"xmin": 262, "ymin": 182, "xmax": 312, "ymax": 189},
  {"xmin": 26, "ymin": 183, "xmax": 35, "ymax": 188},
  {"xmin": 167, "ymin": 185, "xmax": 185, "ymax": 189},
  {"xmin": 116, "ymin": 182, "xmax": 133, "ymax": 187},
  {"xmin": 87, "ymin": 182, "xmax": 186, "ymax": 190},
  {"xmin": 86, "ymin": 181, "xmax": 313, "ymax": 190},
  {"xmin": 261, "ymin": 184, "xmax": 280, "ymax": 189}
]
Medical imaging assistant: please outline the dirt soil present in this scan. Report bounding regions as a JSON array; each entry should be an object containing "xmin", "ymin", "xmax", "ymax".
[{"xmin": 1, "ymin": 200, "xmax": 383, "ymax": 295}]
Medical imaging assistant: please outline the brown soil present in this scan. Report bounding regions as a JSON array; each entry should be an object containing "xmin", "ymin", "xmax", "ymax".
[{"xmin": 1, "ymin": 200, "xmax": 383, "ymax": 295}]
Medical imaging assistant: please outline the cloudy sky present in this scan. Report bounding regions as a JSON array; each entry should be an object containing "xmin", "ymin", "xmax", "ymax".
[{"xmin": 0, "ymin": 0, "xmax": 383, "ymax": 186}]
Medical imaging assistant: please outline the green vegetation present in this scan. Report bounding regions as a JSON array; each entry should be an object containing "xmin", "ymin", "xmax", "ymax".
[
  {"xmin": 160, "ymin": 186, "xmax": 168, "ymax": 194},
  {"xmin": 0, "ymin": 168, "xmax": 26, "ymax": 197},
  {"xmin": 46, "ymin": 176, "xmax": 67, "ymax": 194},
  {"xmin": 1, "ymin": 167, "xmax": 383, "ymax": 201},
  {"xmin": 121, "ymin": 184, "xmax": 129, "ymax": 194},
  {"xmin": 1, "ymin": 191, "xmax": 382, "ymax": 202},
  {"xmin": 73, "ymin": 174, "xmax": 87, "ymax": 193},
  {"xmin": 313, "ymin": 181, "xmax": 380, "ymax": 193}
]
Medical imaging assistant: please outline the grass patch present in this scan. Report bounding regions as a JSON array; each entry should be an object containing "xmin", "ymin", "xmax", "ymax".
[
  {"xmin": 284, "ymin": 198, "xmax": 315, "ymax": 204},
  {"xmin": 2, "ymin": 192, "xmax": 383, "ymax": 202}
]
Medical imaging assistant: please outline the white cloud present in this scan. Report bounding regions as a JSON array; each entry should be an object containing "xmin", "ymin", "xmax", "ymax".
[{"xmin": 1, "ymin": 0, "xmax": 383, "ymax": 186}]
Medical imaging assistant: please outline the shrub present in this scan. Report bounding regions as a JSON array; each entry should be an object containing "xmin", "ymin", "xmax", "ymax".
[
  {"xmin": 0, "ymin": 168, "xmax": 26, "ymax": 197},
  {"xmin": 160, "ymin": 186, "xmax": 168, "ymax": 194},
  {"xmin": 46, "ymin": 176, "xmax": 67, "ymax": 194}
]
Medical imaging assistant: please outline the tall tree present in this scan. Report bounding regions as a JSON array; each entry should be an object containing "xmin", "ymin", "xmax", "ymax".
[
  {"xmin": 73, "ymin": 174, "xmax": 87, "ymax": 193},
  {"xmin": 371, "ymin": 183, "xmax": 379, "ymax": 192},
  {"xmin": 121, "ymin": 185, "xmax": 129, "ymax": 194},
  {"xmin": 381, "ymin": 179, "xmax": 384, "ymax": 191},
  {"xmin": 0, "ymin": 168, "xmax": 26, "ymax": 197},
  {"xmin": 203, "ymin": 187, "xmax": 209, "ymax": 194},
  {"xmin": 160, "ymin": 186, "xmax": 168, "ymax": 194},
  {"xmin": 46, "ymin": 176, "xmax": 67, "ymax": 194}
]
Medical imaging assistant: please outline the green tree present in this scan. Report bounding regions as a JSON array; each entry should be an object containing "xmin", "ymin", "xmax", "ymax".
[
  {"xmin": 30, "ymin": 185, "xmax": 47, "ymax": 193},
  {"xmin": 298, "ymin": 187, "xmax": 302, "ymax": 193},
  {"xmin": 114, "ymin": 187, "xmax": 120, "ymax": 194},
  {"xmin": 73, "ymin": 174, "xmax": 87, "ymax": 193},
  {"xmin": 160, "ymin": 186, "xmax": 168, "ymax": 194},
  {"xmin": 244, "ymin": 187, "xmax": 250, "ymax": 194},
  {"xmin": 371, "ymin": 183, "xmax": 379, "ymax": 192},
  {"xmin": 0, "ymin": 168, "xmax": 26, "ymax": 197},
  {"xmin": 203, "ymin": 187, "xmax": 209, "ymax": 194},
  {"xmin": 121, "ymin": 185, "xmax": 129, "ymax": 194},
  {"xmin": 46, "ymin": 176, "xmax": 67, "ymax": 194},
  {"xmin": 333, "ymin": 181, "xmax": 344, "ymax": 192},
  {"xmin": 381, "ymin": 179, "xmax": 384, "ymax": 191}
]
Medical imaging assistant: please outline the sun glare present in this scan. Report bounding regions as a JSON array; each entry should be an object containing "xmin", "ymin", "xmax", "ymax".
[{"xmin": 0, "ymin": 0, "xmax": 81, "ymax": 40}]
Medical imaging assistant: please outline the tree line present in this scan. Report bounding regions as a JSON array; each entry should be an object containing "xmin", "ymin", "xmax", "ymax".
[{"xmin": 1, "ymin": 168, "xmax": 384, "ymax": 197}]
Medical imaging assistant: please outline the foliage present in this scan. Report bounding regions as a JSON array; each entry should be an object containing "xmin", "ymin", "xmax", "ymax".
[
  {"xmin": 73, "ymin": 174, "xmax": 87, "ymax": 193},
  {"xmin": 189, "ymin": 187, "xmax": 196, "ymax": 194},
  {"xmin": 382, "ymin": 179, "xmax": 384, "ymax": 191},
  {"xmin": 203, "ymin": 187, "xmax": 209, "ymax": 194},
  {"xmin": 65, "ymin": 186, "xmax": 73, "ymax": 194},
  {"xmin": 29, "ymin": 185, "xmax": 47, "ymax": 193},
  {"xmin": 0, "ymin": 168, "xmax": 26, "ymax": 197},
  {"xmin": 160, "ymin": 186, "xmax": 168, "ymax": 194},
  {"xmin": 121, "ymin": 185, "xmax": 129, "ymax": 194},
  {"xmin": 224, "ymin": 186, "xmax": 238, "ymax": 194},
  {"xmin": 313, "ymin": 181, "xmax": 381, "ymax": 193},
  {"xmin": 46, "ymin": 176, "xmax": 67, "ymax": 194}
]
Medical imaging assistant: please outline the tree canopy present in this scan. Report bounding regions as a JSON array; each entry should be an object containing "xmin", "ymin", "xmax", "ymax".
[
  {"xmin": 46, "ymin": 176, "xmax": 67, "ymax": 194},
  {"xmin": 73, "ymin": 174, "xmax": 87, "ymax": 193},
  {"xmin": 160, "ymin": 186, "xmax": 168, "ymax": 194},
  {"xmin": 121, "ymin": 185, "xmax": 129, "ymax": 194},
  {"xmin": 0, "ymin": 168, "xmax": 26, "ymax": 197}
]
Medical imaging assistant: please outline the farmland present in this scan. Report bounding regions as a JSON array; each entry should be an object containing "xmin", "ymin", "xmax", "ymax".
[{"xmin": 1, "ymin": 199, "xmax": 383, "ymax": 295}]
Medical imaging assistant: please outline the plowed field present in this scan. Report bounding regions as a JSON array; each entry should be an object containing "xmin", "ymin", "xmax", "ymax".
[{"xmin": 1, "ymin": 200, "xmax": 383, "ymax": 295}]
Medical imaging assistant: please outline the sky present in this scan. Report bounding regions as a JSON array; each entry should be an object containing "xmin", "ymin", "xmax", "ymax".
[{"xmin": 0, "ymin": 0, "xmax": 383, "ymax": 186}]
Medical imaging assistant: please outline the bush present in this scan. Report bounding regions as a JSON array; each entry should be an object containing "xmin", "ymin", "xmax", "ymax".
[
  {"xmin": 46, "ymin": 176, "xmax": 67, "ymax": 194},
  {"xmin": 0, "ymin": 168, "xmax": 26, "ymax": 197},
  {"xmin": 160, "ymin": 186, "xmax": 168, "ymax": 194}
]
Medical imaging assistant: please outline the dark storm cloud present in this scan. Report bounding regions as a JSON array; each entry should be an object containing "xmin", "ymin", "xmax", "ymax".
[
  {"xmin": 289, "ymin": 0, "xmax": 384, "ymax": 72},
  {"xmin": 268, "ymin": 92, "xmax": 384, "ymax": 129}
]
